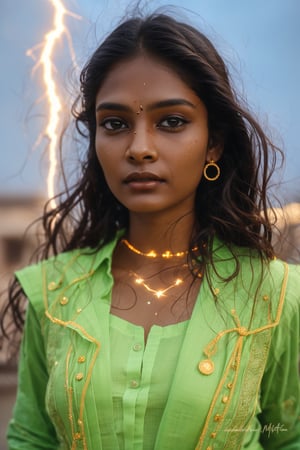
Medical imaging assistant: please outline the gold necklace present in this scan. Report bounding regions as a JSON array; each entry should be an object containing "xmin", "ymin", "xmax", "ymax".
[
  {"xmin": 130, "ymin": 271, "xmax": 184, "ymax": 317},
  {"xmin": 133, "ymin": 273, "xmax": 183, "ymax": 299},
  {"xmin": 122, "ymin": 238, "xmax": 194, "ymax": 259}
]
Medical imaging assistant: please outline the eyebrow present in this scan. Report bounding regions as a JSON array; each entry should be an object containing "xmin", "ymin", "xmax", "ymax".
[
  {"xmin": 148, "ymin": 99, "xmax": 197, "ymax": 110},
  {"xmin": 96, "ymin": 102, "xmax": 131, "ymax": 112},
  {"xmin": 95, "ymin": 98, "xmax": 196, "ymax": 112}
]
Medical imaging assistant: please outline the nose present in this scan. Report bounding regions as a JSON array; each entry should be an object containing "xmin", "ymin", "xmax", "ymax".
[{"xmin": 125, "ymin": 126, "xmax": 158, "ymax": 163}]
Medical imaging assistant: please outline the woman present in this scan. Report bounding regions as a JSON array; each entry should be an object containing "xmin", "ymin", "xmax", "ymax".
[{"xmin": 4, "ymin": 12, "xmax": 300, "ymax": 450}]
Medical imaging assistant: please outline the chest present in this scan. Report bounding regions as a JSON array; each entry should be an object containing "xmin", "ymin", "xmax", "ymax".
[
  {"xmin": 110, "ymin": 269, "xmax": 201, "ymax": 339},
  {"xmin": 44, "ymin": 303, "xmax": 272, "ymax": 450}
]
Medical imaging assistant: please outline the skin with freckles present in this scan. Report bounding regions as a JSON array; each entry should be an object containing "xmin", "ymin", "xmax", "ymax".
[{"xmin": 94, "ymin": 54, "xmax": 222, "ymax": 334}]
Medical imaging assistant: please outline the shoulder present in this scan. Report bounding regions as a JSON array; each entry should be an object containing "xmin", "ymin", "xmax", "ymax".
[
  {"xmin": 212, "ymin": 238, "xmax": 289, "ymax": 291},
  {"xmin": 16, "ymin": 247, "xmax": 88, "ymax": 287},
  {"xmin": 15, "ymin": 248, "xmax": 89, "ymax": 316},
  {"xmin": 16, "ymin": 232, "xmax": 122, "ymax": 287},
  {"xmin": 15, "ymin": 236, "xmax": 118, "ymax": 317},
  {"xmin": 265, "ymin": 259, "xmax": 299, "ymax": 333},
  {"xmin": 252, "ymin": 259, "xmax": 300, "ymax": 345},
  {"xmin": 212, "ymin": 239, "xmax": 299, "ymax": 327},
  {"xmin": 263, "ymin": 262, "xmax": 300, "ymax": 376},
  {"xmin": 275, "ymin": 261, "xmax": 300, "ymax": 326},
  {"xmin": 283, "ymin": 262, "xmax": 300, "ymax": 303},
  {"xmin": 213, "ymin": 236, "xmax": 297, "ymax": 284}
]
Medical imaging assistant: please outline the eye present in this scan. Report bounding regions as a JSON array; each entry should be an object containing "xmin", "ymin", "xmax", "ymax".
[
  {"xmin": 158, "ymin": 115, "xmax": 189, "ymax": 130},
  {"xmin": 100, "ymin": 117, "xmax": 128, "ymax": 131}
]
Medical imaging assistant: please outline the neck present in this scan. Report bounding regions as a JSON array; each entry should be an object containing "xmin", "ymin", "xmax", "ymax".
[{"xmin": 126, "ymin": 210, "xmax": 195, "ymax": 255}]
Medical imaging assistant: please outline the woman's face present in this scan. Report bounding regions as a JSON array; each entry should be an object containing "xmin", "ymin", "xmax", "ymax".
[{"xmin": 95, "ymin": 54, "xmax": 222, "ymax": 218}]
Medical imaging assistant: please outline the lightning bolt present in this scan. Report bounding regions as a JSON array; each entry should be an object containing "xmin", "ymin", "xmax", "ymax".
[{"xmin": 27, "ymin": 0, "xmax": 81, "ymax": 209}]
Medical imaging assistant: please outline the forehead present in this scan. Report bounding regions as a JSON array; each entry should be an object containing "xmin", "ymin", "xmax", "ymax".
[{"xmin": 95, "ymin": 54, "xmax": 200, "ymax": 105}]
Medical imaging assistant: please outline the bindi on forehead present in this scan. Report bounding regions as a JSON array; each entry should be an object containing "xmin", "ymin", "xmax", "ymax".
[{"xmin": 136, "ymin": 104, "xmax": 144, "ymax": 115}]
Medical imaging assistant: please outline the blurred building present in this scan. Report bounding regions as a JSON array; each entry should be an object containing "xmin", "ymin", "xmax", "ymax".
[
  {"xmin": 0, "ymin": 194, "xmax": 45, "ymax": 364},
  {"xmin": 0, "ymin": 195, "xmax": 44, "ymax": 280},
  {"xmin": 0, "ymin": 194, "xmax": 45, "ymax": 449},
  {"xmin": 270, "ymin": 202, "xmax": 300, "ymax": 263}
]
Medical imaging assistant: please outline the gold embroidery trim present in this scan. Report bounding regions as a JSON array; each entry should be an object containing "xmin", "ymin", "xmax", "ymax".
[
  {"xmin": 195, "ymin": 262, "xmax": 289, "ymax": 449},
  {"xmin": 65, "ymin": 345, "xmax": 76, "ymax": 445},
  {"xmin": 42, "ymin": 260, "xmax": 101, "ymax": 450},
  {"xmin": 223, "ymin": 330, "xmax": 271, "ymax": 449},
  {"xmin": 195, "ymin": 336, "xmax": 244, "ymax": 449}
]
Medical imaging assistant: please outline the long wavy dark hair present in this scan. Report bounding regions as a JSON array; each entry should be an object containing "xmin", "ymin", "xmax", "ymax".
[{"xmin": 2, "ymin": 12, "xmax": 281, "ymax": 335}]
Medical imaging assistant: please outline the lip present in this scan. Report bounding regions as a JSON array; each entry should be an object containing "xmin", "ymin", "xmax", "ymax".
[
  {"xmin": 124, "ymin": 171, "xmax": 165, "ymax": 183},
  {"xmin": 123, "ymin": 171, "xmax": 165, "ymax": 190}
]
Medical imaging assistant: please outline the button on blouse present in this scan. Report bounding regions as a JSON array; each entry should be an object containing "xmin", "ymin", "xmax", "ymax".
[{"xmin": 109, "ymin": 314, "xmax": 189, "ymax": 450}]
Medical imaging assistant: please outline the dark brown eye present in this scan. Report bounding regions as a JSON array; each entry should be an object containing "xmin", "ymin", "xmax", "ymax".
[
  {"xmin": 158, "ymin": 116, "xmax": 188, "ymax": 129},
  {"xmin": 100, "ymin": 118, "xmax": 127, "ymax": 130}
]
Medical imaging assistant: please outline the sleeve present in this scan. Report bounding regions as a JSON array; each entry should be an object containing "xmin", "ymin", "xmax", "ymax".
[
  {"xmin": 258, "ymin": 264, "xmax": 300, "ymax": 449},
  {"xmin": 6, "ymin": 303, "xmax": 59, "ymax": 449}
]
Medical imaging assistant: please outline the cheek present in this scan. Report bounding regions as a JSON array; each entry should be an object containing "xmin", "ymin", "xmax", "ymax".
[
  {"xmin": 95, "ymin": 147, "xmax": 103, "ymax": 167},
  {"xmin": 95, "ymin": 144, "xmax": 122, "ymax": 196},
  {"xmin": 95, "ymin": 131, "xmax": 110, "ymax": 161},
  {"xmin": 95, "ymin": 148, "xmax": 112, "ymax": 187},
  {"xmin": 183, "ymin": 139, "xmax": 207, "ymax": 168},
  {"xmin": 95, "ymin": 137, "xmax": 111, "ymax": 170},
  {"xmin": 173, "ymin": 141, "xmax": 207, "ymax": 187}
]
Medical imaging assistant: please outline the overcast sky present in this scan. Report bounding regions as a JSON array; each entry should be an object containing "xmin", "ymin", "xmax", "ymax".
[{"xmin": 1, "ymin": 0, "xmax": 299, "ymax": 203}]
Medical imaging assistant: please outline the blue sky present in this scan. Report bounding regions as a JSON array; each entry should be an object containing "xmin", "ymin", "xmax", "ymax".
[{"xmin": 1, "ymin": 0, "xmax": 299, "ymax": 202}]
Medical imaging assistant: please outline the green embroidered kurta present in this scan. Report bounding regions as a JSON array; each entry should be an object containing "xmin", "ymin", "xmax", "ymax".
[{"xmin": 7, "ymin": 236, "xmax": 300, "ymax": 449}]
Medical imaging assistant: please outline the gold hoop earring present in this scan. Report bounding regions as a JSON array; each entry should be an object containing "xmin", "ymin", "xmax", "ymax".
[{"xmin": 203, "ymin": 160, "xmax": 220, "ymax": 181}]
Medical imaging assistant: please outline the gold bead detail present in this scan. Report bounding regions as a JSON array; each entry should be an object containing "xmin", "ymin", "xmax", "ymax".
[
  {"xmin": 75, "ymin": 373, "xmax": 84, "ymax": 381},
  {"xmin": 77, "ymin": 356, "xmax": 86, "ymax": 363},
  {"xmin": 48, "ymin": 281, "xmax": 58, "ymax": 291},
  {"xmin": 60, "ymin": 296, "xmax": 68, "ymax": 305},
  {"xmin": 198, "ymin": 359, "xmax": 215, "ymax": 375}
]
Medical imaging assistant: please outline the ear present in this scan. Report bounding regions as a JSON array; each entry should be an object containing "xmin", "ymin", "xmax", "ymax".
[{"xmin": 206, "ymin": 142, "xmax": 223, "ymax": 162}]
